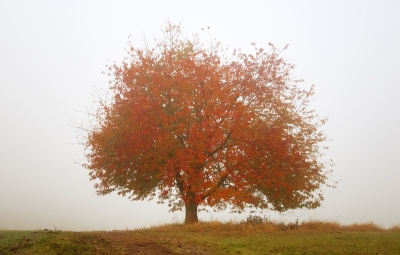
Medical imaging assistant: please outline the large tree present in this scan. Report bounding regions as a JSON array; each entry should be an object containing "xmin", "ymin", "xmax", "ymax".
[{"xmin": 81, "ymin": 23, "xmax": 334, "ymax": 224}]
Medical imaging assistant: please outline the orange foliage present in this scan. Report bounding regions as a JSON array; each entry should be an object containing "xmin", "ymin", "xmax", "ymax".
[{"xmin": 82, "ymin": 23, "xmax": 334, "ymax": 223}]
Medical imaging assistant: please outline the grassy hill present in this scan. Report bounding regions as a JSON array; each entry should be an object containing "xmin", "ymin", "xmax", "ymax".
[{"xmin": 1, "ymin": 220, "xmax": 399, "ymax": 254}]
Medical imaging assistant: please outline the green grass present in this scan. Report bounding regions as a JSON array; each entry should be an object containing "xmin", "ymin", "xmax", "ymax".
[
  {"xmin": 176, "ymin": 231, "xmax": 400, "ymax": 254},
  {"xmin": 0, "ymin": 230, "xmax": 36, "ymax": 254},
  {"xmin": 0, "ymin": 230, "xmax": 112, "ymax": 254},
  {"xmin": 141, "ymin": 221, "xmax": 400, "ymax": 255},
  {"xmin": 1, "ymin": 221, "xmax": 400, "ymax": 254}
]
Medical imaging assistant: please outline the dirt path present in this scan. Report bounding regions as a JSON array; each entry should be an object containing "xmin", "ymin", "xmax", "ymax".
[{"xmin": 87, "ymin": 231, "xmax": 211, "ymax": 255}]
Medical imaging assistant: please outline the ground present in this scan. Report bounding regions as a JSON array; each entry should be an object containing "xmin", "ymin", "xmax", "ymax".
[
  {"xmin": 0, "ymin": 230, "xmax": 211, "ymax": 255},
  {"xmin": 2, "ymin": 222, "xmax": 400, "ymax": 254},
  {"xmin": 93, "ymin": 231, "xmax": 211, "ymax": 255}
]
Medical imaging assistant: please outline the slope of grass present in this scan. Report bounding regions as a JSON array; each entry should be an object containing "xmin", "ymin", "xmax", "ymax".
[
  {"xmin": 1, "ymin": 221, "xmax": 400, "ymax": 254},
  {"xmin": 142, "ymin": 220, "xmax": 400, "ymax": 254}
]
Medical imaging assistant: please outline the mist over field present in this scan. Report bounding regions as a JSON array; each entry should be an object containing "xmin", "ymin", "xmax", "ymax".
[{"xmin": 0, "ymin": 1, "xmax": 399, "ymax": 231}]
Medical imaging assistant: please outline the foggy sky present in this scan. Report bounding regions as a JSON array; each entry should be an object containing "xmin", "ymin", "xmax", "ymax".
[{"xmin": 1, "ymin": 1, "xmax": 399, "ymax": 231}]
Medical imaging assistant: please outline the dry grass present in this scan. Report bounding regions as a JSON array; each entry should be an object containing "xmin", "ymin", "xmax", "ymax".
[
  {"xmin": 149, "ymin": 219, "xmax": 399, "ymax": 234},
  {"xmin": 299, "ymin": 220, "xmax": 386, "ymax": 232},
  {"xmin": 150, "ymin": 220, "xmax": 279, "ymax": 235},
  {"xmin": 388, "ymin": 225, "xmax": 400, "ymax": 231},
  {"xmin": 341, "ymin": 221, "xmax": 384, "ymax": 232},
  {"xmin": 298, "ymin": 220, "xmax": 342, "ymax": 231}
]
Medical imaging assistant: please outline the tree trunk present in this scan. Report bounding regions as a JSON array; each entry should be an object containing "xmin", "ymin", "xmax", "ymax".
[{"xmin": 184, "ymin": 200, "xmax": 198, "ymax": 224}]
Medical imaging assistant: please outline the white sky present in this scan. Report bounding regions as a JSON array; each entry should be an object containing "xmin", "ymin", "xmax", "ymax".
[{"xmin": 1, "ymin": 1, "xmax": 399, "ymax": 231}]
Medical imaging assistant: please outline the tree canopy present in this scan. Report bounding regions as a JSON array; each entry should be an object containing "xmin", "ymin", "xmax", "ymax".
[{"xmin": 80, "ymin": 23, "xmax": 334, "ymax": 224}]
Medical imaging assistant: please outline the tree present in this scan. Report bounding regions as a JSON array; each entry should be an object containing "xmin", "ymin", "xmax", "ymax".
[{"xmin": 80, "ymin": 23, "xmax": 335, "ymax": 224}]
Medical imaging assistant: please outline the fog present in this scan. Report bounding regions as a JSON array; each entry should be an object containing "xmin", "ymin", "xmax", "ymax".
[{"xmin": 1, "ymin": 1, "xmax": 399, "ymax": 230}]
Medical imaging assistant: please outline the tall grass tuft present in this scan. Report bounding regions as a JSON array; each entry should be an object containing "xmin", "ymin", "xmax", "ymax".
[
  {"xmin": 147, "ymin": 219, "xmax": 397, "ymax": 234},
  {"xmin": 149, "ymin": 220, "xmax": 279, "ymax": 235},
  {"xmin": 342, "ymin": 222, "xmax": 384, "ymax": 232},
  {"xmin": 388, "ymin": 225, "xmax": 400, "ymax": 232},
  {"xmin": 298, "ymin": 220, "xmax": 342, "ymax": 232}
]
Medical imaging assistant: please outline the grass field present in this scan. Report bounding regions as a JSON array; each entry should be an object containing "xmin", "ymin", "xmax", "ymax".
[{"xmin": 1, "ymin": 220, "xmax": 399, "ymax": 254}]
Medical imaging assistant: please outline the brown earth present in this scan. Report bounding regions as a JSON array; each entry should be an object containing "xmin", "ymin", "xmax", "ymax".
[{"xmin": 71, "ymin": 230, "xmax": 211, "ymax": 255}]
